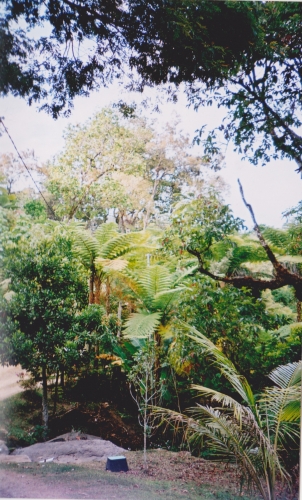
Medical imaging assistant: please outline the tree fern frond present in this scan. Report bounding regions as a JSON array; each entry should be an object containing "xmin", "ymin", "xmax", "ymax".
[
  {"xmin": 123, "ymin": 311, "xmax": 162, "ymax": 339},
  {"xmin": 94, "ymin": 222, "xmax": 119, "ymax": 246},
  {"xmin": 172, "ymin": 265, "xmax": 198, "ymax": 285},
  {"xmin": 151, "ymin": 287, "xmax": 186, "ymax": 312},
  {"xmin": 137, "ymin": 265, "xmax": 173, "ymax": 300},
  {"xmin": 70, "ymin": 228, "xmax": 100, "ymax": 262},
  {"xmin": 261, "ymin": 227, "xmax": 291, "ymax": 252},
  {"xmin": 99, "ymin": 232, "xmax": 139, "ymax": 259},
  {"xmin": 95, "ymin": 257, "xmax": 129, "ymax": 271},
  {"xmin": 157, "ymin": 324, "xmax": 174, "ymax": 339}
]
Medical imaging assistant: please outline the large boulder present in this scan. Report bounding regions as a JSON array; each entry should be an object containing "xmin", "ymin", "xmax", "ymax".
[{"xmin": 12, "ymin": 433, "xmax": 127, "ymax": 464}]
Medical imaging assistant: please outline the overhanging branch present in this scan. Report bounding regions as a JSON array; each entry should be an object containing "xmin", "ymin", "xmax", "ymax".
[{"xmin": 188, "ymin": 181, "xmax": 302, "ymax": 301}]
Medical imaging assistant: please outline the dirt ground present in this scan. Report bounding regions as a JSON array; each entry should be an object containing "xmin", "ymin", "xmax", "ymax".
[
  {"xmin": 0, "ymin": 450, "xmax": 257, "ymax": 500},
  {"xmin": 0, "ymin": 365, "xmax": 26, "ymax": 402},
  {"xmin": 0, "ymin": 449, "xmax": 298, "ymax": 500}
]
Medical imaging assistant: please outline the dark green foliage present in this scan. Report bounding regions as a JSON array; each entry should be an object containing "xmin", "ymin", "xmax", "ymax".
[
  {"xmin": 0, "ymin": 234, "xmax": 87, "ymax": 375},
  {"xmin": 72, "ymin": 305, "xmax": 121, "ymax": 368},
  {"xmin": 126, "ymin": 0, "xmax": 258, "ymax": 86},
  {"xmin": 256, "ymin": 324, "xmax": 302, "ymax": 373},
  {"xmin": 171, "ymin": 275, "xmax": 291, "ymax": 391},
  {"xmin": 0, "ymin": 1, "xmax": 258, "ymax": 116},
  {"xmin": 272, "ymin": 287, "xmax": 296, "ymax": 313},
  {"xmin": 24, "ymin": 200, "xmax": 47, "ymax": 220},
  {"xmin": 0, "ymin": 0, "xmax": 125, "ymax": 117}
]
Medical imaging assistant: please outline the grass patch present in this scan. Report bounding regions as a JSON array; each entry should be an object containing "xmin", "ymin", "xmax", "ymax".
[{"xmin": 0, "ymin": 390, "xmax": 43, "ymax": 447}]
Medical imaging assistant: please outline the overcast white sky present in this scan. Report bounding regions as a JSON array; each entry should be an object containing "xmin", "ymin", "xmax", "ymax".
[{"xmin": 1, "ymin": 83, "xmax": 301, "ymax": 229}]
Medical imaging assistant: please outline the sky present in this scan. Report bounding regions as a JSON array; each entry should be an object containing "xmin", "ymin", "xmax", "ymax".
[{"xmin": 0, "ymin": 83, "xmax": 301, "ymax": 229}]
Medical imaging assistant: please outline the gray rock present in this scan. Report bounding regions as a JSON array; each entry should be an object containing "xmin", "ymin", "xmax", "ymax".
[{"xmin": 12, "ymin": 435, "xmax": 127, "ymax": 463}]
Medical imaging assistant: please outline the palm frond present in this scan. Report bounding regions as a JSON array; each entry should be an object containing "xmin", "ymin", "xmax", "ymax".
[
  {"xmin": 258, "ymin": 363, "xmax": 301, "ymax": 454},
  {"xmin": 153, "ymin": 405, "xmax": 273, "ymax": 500},
  {"xmin": 191, "ymin": 384, "xmax": 248, "ymax": 425},
  {"xmin": 176, "ymin": 322, "xmax": 257, "ymax": 412},
  {"xmin": 268, "ymin": 361, "xmax": 301, "ymax": 389}
]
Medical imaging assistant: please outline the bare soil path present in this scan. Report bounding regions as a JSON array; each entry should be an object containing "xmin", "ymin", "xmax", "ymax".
[{"xmin": 0, "ymin": 365, "xmax": 26, "ymax": 402}]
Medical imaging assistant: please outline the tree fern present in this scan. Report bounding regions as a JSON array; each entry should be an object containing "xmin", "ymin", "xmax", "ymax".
[{"xmin": 122, "ymin": 265, "xmax": 194, "ymax": 340}]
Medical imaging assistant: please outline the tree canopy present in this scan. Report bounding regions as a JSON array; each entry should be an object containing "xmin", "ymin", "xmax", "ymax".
[{"xmin": 2, "ymin": 1, "xmax": 302, "ymax": 173}]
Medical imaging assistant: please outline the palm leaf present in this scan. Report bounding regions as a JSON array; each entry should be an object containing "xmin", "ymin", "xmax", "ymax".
[
  {"xmin": 176, "ymin": 322, "xmax": 257, "ymax": 412},
  {"xmin": 153, "ymin": 405, "xmax": 273, "ymax": 500},
  {"xmin": 191, "ymin": 384, "xmax": 249, "ymax": 425},
  {"xmin": 259, "ymin": 363, "xmax": 301, "ymax": 453},
  {"xmin": 268, "ymin": 361, "xmax": 301, "ymax": 389}
]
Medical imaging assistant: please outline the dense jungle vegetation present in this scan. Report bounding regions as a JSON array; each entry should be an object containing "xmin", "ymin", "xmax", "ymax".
[{"xmin": 0, "ymin": 107, "xmax": 301, "ymax": 500}]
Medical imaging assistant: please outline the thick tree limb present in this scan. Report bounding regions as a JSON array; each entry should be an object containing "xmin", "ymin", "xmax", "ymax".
[{"xmin": 189, "ymin": 181, "xmax": 302, "ymax": 301}]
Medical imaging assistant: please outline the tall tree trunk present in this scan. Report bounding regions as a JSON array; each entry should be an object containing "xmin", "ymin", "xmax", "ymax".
[
  {"xmin": 95, "ymin": 275, "xmax": 101, "ymax": 305},
  {"xmin": 106, "ymin": 277, "xmax": 111, "ymax": 316},
  {"xmin": 41, "ymin": 365, "xmax": 49, "ymax": 431},
  {"xmin": 297, "ymin": 300, "xmax": 301, "ymax": 322},
  {"xmin": 118, "ymin": 211, "xmax": 126, "ymax": 233},
  {"xmin": 143, "ymin": 370, "xmax": 148, "ymax": 472},
  {"xmin": 154, "ymin": 331, "xmax": 161, "ymax": 399},
  {"xmin": 94, "ymin": 342, "xmax": 99, "ymax": 370},
  {"xmin": 53, "ymin": 369, "xmax": 59, "ymax": 416},
  {"xmin": 89, "ymin": 269, "xmax": 95, "ymax": 305},
  {"xmin": 60, "ymin": 367, "xmax": 65, "ymax": 388},
  {"xmin": 117, "ymin": 301, "xmax": 122, "ymax": 337},
  {"xmin": 143, "ymin": 178, "xmax": 159, "ymax": 230}
]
